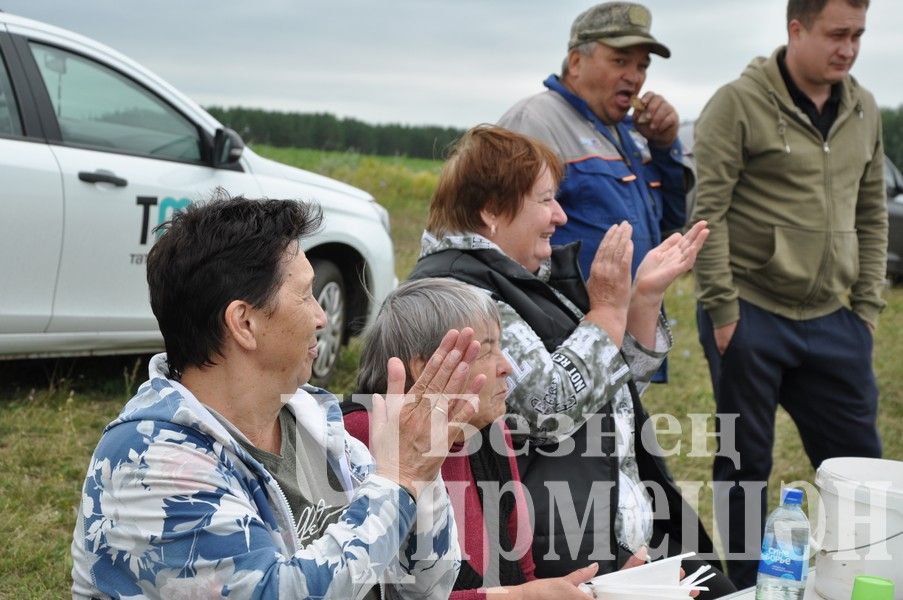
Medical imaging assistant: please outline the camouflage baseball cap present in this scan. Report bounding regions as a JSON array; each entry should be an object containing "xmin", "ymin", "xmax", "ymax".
[{"xmin": 568, "ymin": 2, "xmax": 671, "ymax": 58}]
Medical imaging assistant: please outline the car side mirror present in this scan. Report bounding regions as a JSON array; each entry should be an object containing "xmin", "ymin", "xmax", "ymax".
[{"xmin": 213, "ymin": 128, "xmax": 244, "ymax": 167}]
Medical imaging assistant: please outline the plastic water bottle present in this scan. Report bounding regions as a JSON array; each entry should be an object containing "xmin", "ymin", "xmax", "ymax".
[{"xmin": 755, "ymin": 487, "xmax": 810, "ymax": 600}]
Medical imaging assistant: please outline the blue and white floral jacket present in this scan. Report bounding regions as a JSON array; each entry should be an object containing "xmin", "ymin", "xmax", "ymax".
[{"xmin": 71, "ymin": 353, "xmax": 459, "ymax": 599}]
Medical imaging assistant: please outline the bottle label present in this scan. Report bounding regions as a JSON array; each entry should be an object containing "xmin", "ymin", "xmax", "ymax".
[{"xmin": 757, "ymin": 539, "xmax": 807, "ymax": 580}]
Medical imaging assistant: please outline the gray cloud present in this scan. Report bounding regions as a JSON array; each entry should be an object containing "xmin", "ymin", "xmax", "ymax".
[{"xmin": 3, "ymin": 0, "xmax": 901, "ymax": 127}]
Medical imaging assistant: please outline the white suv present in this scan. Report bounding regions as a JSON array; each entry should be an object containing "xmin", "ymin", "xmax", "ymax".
[{"xmin": 0, "ymin": 12, "xmax": 396, "ymax": 383}]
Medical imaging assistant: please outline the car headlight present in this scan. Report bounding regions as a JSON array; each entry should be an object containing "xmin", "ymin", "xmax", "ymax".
[{"xmin": 372, "ymin": 201, "xmax": 391, "ymax": 234}]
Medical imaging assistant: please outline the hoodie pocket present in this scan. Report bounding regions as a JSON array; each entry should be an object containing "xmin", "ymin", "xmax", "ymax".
[
  {"xmin": 745, "ymin": 227, "xmax": 859, "ymax": 303},
  {"xmin": 746, "ymin": 226, "xmax": 825, "ymax": 302}
]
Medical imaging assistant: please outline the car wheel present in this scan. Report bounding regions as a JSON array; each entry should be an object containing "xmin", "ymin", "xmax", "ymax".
[{"xmin": 309, "ymin": 259, "xmax": 345, "ymax": 386}]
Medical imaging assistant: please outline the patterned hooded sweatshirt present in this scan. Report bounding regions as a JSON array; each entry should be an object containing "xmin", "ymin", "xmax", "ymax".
[{"xmin": 71, "ymin": 353, "xmax": 459, "ymax": 599}]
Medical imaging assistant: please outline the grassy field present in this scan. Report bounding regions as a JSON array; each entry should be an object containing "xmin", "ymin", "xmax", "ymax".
[{"xmin": 1, "ymin": 145, "xmax": 900, "ymax": 597}]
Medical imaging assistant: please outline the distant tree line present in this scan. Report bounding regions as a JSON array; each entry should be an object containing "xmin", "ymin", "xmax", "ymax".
[
  {"xmin": 206, "ymin": 106, "xmax": 465, "ymax": 160},
  {"xmin": 882, "ymin": 106, "xmax": 903, "ymax": 170},
  {"xmin": 207, "ymin": 104, "xmax": 903, "ymax": 167}
]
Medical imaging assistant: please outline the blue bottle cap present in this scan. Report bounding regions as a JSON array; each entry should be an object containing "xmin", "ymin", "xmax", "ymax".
[{"xmin": 782, "ymin": 488, "xmax": 804, "ymax": 505}]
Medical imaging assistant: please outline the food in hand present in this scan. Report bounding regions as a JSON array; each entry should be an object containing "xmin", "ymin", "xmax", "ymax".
[{"xmin": 630, "ymin": 96, "xmax": 646, "ymax": 113}]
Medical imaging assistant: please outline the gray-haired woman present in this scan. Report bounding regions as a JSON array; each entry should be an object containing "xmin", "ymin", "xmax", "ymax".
[{"xmin": 345, "ymin": 278, "xmax": 603, "ymax": 599}]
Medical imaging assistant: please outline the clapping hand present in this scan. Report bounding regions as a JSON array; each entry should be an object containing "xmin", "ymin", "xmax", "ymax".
[
  {"xmin": 584, "ymin": 222, "xmax": 634, "ymax": 347},
  {"xmin": 634, "ymin": 220, "xmax": 709, "ymax": 300},
  {"xmin": 371, "ymin": 328, "xmax": 484, "ymax": 499},
  {"xmin": 625, "ymin": 221, "xmax": 709, "ymax": 347}
]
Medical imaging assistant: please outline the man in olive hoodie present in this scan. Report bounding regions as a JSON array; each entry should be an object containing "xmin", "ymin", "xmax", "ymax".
[{"xmin": 692, "ymin": 0, "xmax": 886, "ymax": 588}]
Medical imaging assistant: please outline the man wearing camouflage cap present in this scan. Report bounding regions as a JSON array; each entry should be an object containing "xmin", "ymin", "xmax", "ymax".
[
  {"xmin": 495, "ymin": 5, "xmax": 736, "ymax": 592},
  {"xmin": 499, "ymin": 3, "xmax": 690, "ymax": 339}
]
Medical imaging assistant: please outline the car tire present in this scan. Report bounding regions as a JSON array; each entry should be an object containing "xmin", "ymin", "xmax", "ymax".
[{"xmin": 309, "ymin": 259, "xmax": 346, "ymax": 387}]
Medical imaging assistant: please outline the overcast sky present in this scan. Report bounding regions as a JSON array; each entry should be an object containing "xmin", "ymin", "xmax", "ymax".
[{"xmin": 4, "ymin": 1, "xmax": 902, "ymax": 128}]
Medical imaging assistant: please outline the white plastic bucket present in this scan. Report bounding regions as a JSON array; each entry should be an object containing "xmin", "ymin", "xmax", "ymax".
[{"xmin": 813, "ymin": 457, "xmax": 903, "ymax": 600}]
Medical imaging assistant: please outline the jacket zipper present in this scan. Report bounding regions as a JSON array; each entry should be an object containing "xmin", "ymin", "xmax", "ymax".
[
  {"xmin": 775, "ymin": 90, "xmax": 855, "ymax": 309},
  {"xmin": 802, "ymin": 142, "xmax": 834, "ymax": 309},
  {"xmin": 269, "ymin": 476, "xmax": 300, "ymax": 553},
  {"xmin": 799, "ymin": 99, "xmax": 855, "ymax": 308}
]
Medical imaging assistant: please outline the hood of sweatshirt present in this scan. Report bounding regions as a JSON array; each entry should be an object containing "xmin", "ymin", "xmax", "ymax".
[
  {"xmin": 104, "ymin": 353, "xmax": 359, "ymax": 494},
  {"xmin": 738, "ymin": 47, "xmax": 865, "ymax": 153}
]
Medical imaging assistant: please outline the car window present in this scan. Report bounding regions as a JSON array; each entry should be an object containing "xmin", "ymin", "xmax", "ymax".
[
  {"xmin": 29, "ymin": 42, "xmax": 201, "ymax": 161},
  {"xmin": 886, "ymin": 156, "xmax": 903, "ymax": 197},
  {"xmin": 884, "ymin": 154, "xmax": 903, "ymax": 200},
  {"xmin": 0, "ymin": 52, "xmax": 23, "ymax": 137}
]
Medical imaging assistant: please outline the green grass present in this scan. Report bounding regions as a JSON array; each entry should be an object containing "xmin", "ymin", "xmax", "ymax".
[
  {"xmin": 254, "ymin": 145, "xmax": 443, "ymax": 277},
  {"xmin": 0, "ymin": 357, "xmax": 147, "ymax": 598},
  {"xmin": 1, "ymin": 145, "xmax": 901, "ymax": 596},
  {"xmin": 639, "ymin": 275, "xmax": 903, "ymax": 551}
]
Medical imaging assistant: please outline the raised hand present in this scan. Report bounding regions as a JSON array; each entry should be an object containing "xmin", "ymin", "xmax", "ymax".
[
  {"xmin": 634, "ymin": 220, "xmax": 709, "ymax": 299},
  {"xmin": 633, "ymin": 91, "xmax": 680, "ymax": 148},
  {"xmin": 626, "ymin": 221, "xmax": 709, "ymax": 348},
  {"xmin": 371, "ymin": 328, "xmax": 484, "ymax": 499},
  {"xmin": 584, "ymin": 222, "xmax": 634, "ymax": 347}
]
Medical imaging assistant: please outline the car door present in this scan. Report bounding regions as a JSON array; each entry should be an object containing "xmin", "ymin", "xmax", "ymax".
[
  {"xmin": 11, "ymin": 33, "xmax": 262, "ymax": 336},
  {"xmin": 0, "ymin": 33, "xmax": 64, "ymax": 336}
]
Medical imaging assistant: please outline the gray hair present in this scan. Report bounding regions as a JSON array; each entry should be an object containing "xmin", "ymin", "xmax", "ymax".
[
  {"xmin": 561, "ymin": 40, "xmax": 597, "ymax": 77},
  {"xmin": 356, "ymin": 278, "xmax": 500, "ymax": 394}
]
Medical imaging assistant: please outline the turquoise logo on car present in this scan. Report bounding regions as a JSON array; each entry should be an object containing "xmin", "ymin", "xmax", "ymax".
[{"xmin": 137, "ymin": 196, "xmax": 192, "ymax": 244}]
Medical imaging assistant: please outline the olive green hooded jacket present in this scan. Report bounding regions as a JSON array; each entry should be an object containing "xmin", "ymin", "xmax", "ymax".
[{"xmin": 692, "ymin": 47, "xmax": 887, "ymax": 328}]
